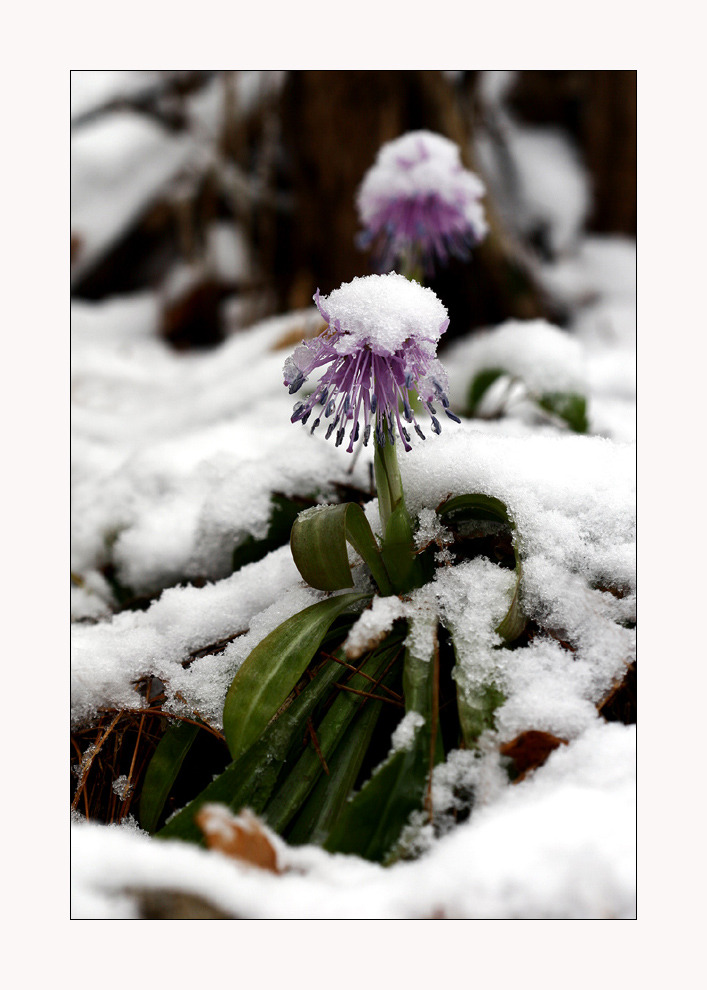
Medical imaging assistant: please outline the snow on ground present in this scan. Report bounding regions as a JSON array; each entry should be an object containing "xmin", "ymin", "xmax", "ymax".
[
  {"xmin": 71, "ymin": 255, "xmax": 635, "ymax": 916},
  {"xmin": 443, "ymin": 237, "xmax": 636, "ymax": 443}
]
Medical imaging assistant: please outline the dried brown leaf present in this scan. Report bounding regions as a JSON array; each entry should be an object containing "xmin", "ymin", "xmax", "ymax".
[
  {"xmin": 196, "ymin": 804, "xmax": 283, "ymax": 873},
  {"xmin": 500, "ymin": 730, "xmax": 568, "ymax": 782}
]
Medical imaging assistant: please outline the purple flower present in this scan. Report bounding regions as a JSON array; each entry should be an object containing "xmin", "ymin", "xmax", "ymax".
[
  {"xmin": 283, "ymin": 274, "xmax": 460, "ymax": 453},
  {"xmin": 356, "ymin": 130, "xmax": 488, "ymax": 276}
]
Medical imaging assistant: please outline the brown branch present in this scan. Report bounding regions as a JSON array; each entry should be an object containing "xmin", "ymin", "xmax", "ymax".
[
  {"xmin": 71, "ymin": 710, "xmax": 123, "ymax": 812},
  {"xmin": 70, "ymin": 737, "xmax": 90, "ymax": 819},
  {"xmin": 321, "ymin": 650, "xmax": 404, "ymax": 702},
  {"xmin": 97, "ymin": 707, "xmax": 225, "ymax": 742},
  {"xmin": 426, "ymin": 631, "xmax": 440, "ymax": 822},
  {"xmin": 306, "ymin": 718, "xmax": 329, "ymax": 775},
  {"xmin": 335, "ymin": 683, "xmax": 404, "ymax": 707},
  {"xmin": 118, "ymin": 714, "xmax": 146, "ymax": 822}
]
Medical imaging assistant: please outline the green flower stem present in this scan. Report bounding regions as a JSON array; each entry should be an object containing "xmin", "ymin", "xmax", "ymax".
[
  {"xmin": 373, "ymin": 429, "xmax": 424, "ymax": 595},
  {"xmin": 374, "ymin": 427, "xmax": 406, "ymax": 531}
]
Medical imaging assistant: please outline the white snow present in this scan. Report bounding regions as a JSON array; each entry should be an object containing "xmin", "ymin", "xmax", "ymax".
[
  {"xmin": 502, "ymin": 126, "xmax": 590, "ymax": 256},
  {"xmin": 71, "ymin": 297, "xmax": 635, "ymax": 913},
  {"xmin": 71, "ymin": 110, "xmax": 194, "ymax": 281},
  {"xmin": 345, "ymin": 595, "xmax": 407, "ymax": 660},
  {"xmin": 318, "ymin": 274, "xmax": 449, "ymax": 356},
  {"xmin": 390, "ymin": 711, "xmax": 426, "ymax": 752},
  {"xmin": 71, "ymin": 70, "xmax": 164, "ymax": 120},
  {"xmin": 474, "ymin": 72, "xmax": 589, "ymax": 256},
  {"xmin": 444, "ymin": 318, "xmax": 588, "ymax": 400},
  {"xmin": 433, "ymin": 558, "xmax": 516, "ymax": 698}
]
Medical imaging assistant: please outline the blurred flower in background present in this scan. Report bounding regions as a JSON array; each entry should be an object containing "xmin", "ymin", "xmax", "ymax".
[{"xmin": 356, "ymin": 130, "xmax": 488, "ymax": 278}]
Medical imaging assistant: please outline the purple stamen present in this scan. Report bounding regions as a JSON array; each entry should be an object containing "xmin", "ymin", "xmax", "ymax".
[{"xmin": 282, "ymin": 274, "xmax": 460, "ymax": 453}]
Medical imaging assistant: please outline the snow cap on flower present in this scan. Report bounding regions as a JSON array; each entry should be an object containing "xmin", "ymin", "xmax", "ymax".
[
  {"xmin": 283, "ymin": 273, "xmax": 460, "ymax": 453},
  {"xmin": 356, "ymin": 130, "xmax": 488, "ymax": 275}
]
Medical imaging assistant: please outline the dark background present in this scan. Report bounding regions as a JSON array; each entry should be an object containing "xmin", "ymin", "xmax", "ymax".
[{"xmin": 71, "ymin": 70, "xmax": 636, "ymax": 350}]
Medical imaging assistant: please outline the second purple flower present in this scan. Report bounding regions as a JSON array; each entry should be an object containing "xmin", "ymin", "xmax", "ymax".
[{"xmin": 356, "ymin": 130, "xmax": 488, "ymax": 276}]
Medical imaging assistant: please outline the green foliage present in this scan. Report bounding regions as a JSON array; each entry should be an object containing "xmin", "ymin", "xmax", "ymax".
[
  {"xmin": 437, "ymin": 493, "xmax": 527, "ymax": 643},
  {"xmin": 324, "ymin": 624, "xmax": 440, "ymax": 863},
  {"xmin": 537, "ymin": 391, "xmax": 589, "ymax": 433},
  {"xmin": 457, "ymin": 682, "xmax": 506, "ymax": 748},
  {"xmin": 467, "ymin": 367, "xmax": 589, "ymax": 433},
  {"xmin": 290, "ymin": 502, "xmax": 393, "ymax": 595},
  {"xmin": 323, "ymin": 728, "xmax": 431, "ymax": 862},
  {"xmin": 286, "ymin": 698, "xmax": 383, "ymax": 847},
  {"xmin": 262, "ymin": 635, "xmax": 402, "ymax": 835},
  {"xmin": 153, "ymin": 435, "xmax": 537, "ymax": 863},
  {"xmin": 157, "ymin": 655, "xmax": 347, "ymax": 844},
  {"xmin": 222, "ymin": 591, "xmax": 368, "ymax": 761},
  {"xmin": 139, "ymin": 721, "xmax": 200, "ymax": 833}
]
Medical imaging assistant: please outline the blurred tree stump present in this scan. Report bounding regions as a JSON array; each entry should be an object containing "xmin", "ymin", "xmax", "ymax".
[{"xmin": 277, "ymin": 70, "xmax": 556, "ymax": 340}]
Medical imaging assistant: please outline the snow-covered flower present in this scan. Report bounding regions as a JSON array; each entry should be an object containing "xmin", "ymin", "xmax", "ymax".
[
  {"xmin": 356, "ymin": 130, "xmax": 488, "ymax": 276},
  {"xmin": 283, "ymin": 273, "xmax": 460, "ymax": 453}
]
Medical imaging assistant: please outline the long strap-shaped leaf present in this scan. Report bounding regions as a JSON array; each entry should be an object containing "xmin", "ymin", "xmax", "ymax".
[
  {"xmin": 263, "ymin": 636, "xmax": 402, "ymax": 834},
  {"xmin": 285, "ymin": 697, "xmax": 383, "ymax": 847},
  {"xmin": 324, "ymin": 733, "xmax": 429, "ymax": 863},
  {"xmin": 139, "ymin": 721, "xmax": 200, "ymax": 834},
  {"xmin": 157, "ymin": 655, "xmax": 347, "ymax": 845},
  {"xmin": 437, "ymin": 492, "xmax": 527, "ymax": 643},
  {"xmin": 290, "ymin": 503, "xmax": 393, "ymax": 595},
  {"xmin": 223, "ymin": 591, "xmax": 368, "ymax": 761},
  {"xmin": 456, "ymin": 680, "xmax": 506, "ymax": 748},
  {"xmin": 324, "ymin": 623, "xmax": 441, "ymax": 863}
]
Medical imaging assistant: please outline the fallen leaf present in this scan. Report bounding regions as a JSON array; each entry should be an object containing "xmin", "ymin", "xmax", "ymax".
[
  {"xmin": 598, "ymin": 662, "xmax": 636, "ymax": 725},
  {"xmin": 500, "ymin": 730, "xmax": 568, "ymax": 782},
  {"xmin": 196, "ymin": 804, "xmax": 283, "ymax": 873}
]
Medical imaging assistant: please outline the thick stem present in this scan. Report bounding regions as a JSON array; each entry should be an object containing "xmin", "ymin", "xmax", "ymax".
[
  {"xmin": 373, "ymin": 427, "xmax": 423, "ymax": 595},
  {"xmin": 374, "ymin": 427, "xmax": 405, "ymax": 534}
]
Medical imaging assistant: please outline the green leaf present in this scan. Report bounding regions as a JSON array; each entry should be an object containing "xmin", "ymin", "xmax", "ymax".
[
  {"xmin": 290, "ymin": 503, "xmax": 393, "ymax": 595},
  {"xmin": 157, "ymin": 655, "xmax": 346, "ymax": 845},
  {"xmin": 457, "ymin": 681, "xmax": 505, "ymax": 747},
  {"xmin": 262, "ymin": 636, "xmax": 401, "ymax": 834},
  {"xmin": 437, "ymin": 493, "xmax": 527, "ymax": 643},
  {"xmin": 437, "ymin": 492, "xmax": 511, "ymax": 526},
  {"xmin": 537, "ymin": 391, "xmax": 589, "ymax": 433},
  {"xmin": 223, "ymin": 591, "xmax": 368, "ymax": 761},
  {"xmin": 232, "ymin": 494, "xmax": 316, "ymax": 572},
  {"xmin": 285, "ymin": 697, "xmax": 383, "ymax": 847},
  {"xmin": 467, "ymin": 367, "xmax": 506, "ymax": 415},
  {"xmin": 139, "ymin": 721, "xmax": 200, "ymax": 834},
  {"xmin": 324, "ymin": 621, "xmax": 440, "ymax": 863},
  {"xmin": 323, "ymin": 726, "xmax": 430, "ymax": 863},
  {"xmin": 381, "ymin": 502, "xmax": 426, "ymax": 594}
]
